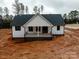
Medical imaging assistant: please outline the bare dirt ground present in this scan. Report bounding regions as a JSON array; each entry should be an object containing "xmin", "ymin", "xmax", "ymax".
[{"xmin": 0, "ymin": 27, "xmax": 79, "ymax": 59}]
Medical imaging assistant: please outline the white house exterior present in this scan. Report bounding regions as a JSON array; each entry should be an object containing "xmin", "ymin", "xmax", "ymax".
[{"xmin": 12, "ymin": 14, "xmax": 65, "ymax": 39}]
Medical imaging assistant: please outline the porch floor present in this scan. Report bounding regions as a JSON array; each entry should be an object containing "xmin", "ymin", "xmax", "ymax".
[{"xmin": 25, "ymin": 34, "xmax": 52, "ymax": 37}]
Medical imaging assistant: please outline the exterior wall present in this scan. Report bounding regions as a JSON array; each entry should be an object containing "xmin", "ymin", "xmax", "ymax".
[
  {"xmin": 48, "ymin": 26, "xmax": 52, "ymax": 34},
  {"xmin": 12, "ymin": 26, "xmax": 24, "ymax": 38},
  {"xmin": 23, "ymin": 15, "xmax": 53, "ymax": 34},
  {"xmin": 23, "ymin": 15, "xmax": 52, "ymax": 27},
  {"xmin": 52, "ymin": 26, "xmax": 64, "ymax": 35},
  {"xmin": 24, "ymin": 26, "xmax": 52, "ymax": 34}
]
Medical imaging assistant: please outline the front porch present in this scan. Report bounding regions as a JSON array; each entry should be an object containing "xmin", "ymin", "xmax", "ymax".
[{"xmin": 24, "ymin": 26, "xmax": 53, "ymax": 38}]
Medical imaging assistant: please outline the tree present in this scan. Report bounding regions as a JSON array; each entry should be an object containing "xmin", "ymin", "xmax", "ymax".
[
  {"xmin": 33, "ymin": 5, "xmax": 44, "ymax": 14},
  {"xmin": 33, "ymin": 6, "xmax": 38, "ymax": 14},
  {"xmin": 19, "ymin": 3, "xmax": 24, "ymax": 14},
  {"xmin": 0, "ymin": 7, "xmax": 3, "ymax": 15},
  {"xmin": 68, "ymin": 10, "xmax": 79, "ymax": 23},
  {"xmin": 40, "ymin": 5, "xmax": 44, "ymax": 12},
  {"xmin": 63, "ymin": 13, "xmax": 68, "ymax": 24},
  {"xmin": 4, "ymin": 7, "xmax": 9, "ymax": 15},
  {"xmin": 63, "ymin": 13, "xmax": 67, "ymax": 19},
  {"xmin": 68, "ymin": 10, "xmax": 79, "ymax": 19},
  {"xmin": 26, "ymin": 6, "xmax": 28, "ymax": 14},
  {"xmin": 13, "ymin": 0, "xmax": 20, "ymax": 15},
  {"xmin": 38, "ymin": 8, "xmax": 40, "ymax": 13}
]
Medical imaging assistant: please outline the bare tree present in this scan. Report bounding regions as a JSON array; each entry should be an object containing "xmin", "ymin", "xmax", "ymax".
[
  {"xmin": 33, "ymin": 6, "xmax": 38, "ymax": 14},
  {"xmin": 40, "ymin": 5, "xmax": 44, "ymax": 12},
  {"xmin": 4, "ymin": 7, "xmax": 9, "ymax": 15},
  {"xmin": 0, "ymin": 7, "xmax": 3, "ymax": 15},
  {"xmin": 13, "ymin": 0, "xmax": 20, "ymax": 15},
  {"xmin": 19, "ymin": 3, "xmax": 24, "ymax": 14},
  {"xmin": 33, "ymin": 5, "xmax": 44, "ymax": 14},
  {"xmin": 26, "ymin": 6, "xmax": 28, "ymax": 14},
  {"xmin": 38, "ymin": 8, "xmax": 40, "ymax": 13}
]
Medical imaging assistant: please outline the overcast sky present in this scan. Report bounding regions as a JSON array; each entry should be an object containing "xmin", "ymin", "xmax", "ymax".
[{"xmin": 0, "ymin": 0, "xmax": 79, "ymax": 15}]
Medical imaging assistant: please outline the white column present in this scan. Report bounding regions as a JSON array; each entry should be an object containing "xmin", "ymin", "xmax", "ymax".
[
  {"xmin": 37, "ymin": 26, "xmax": 39, "ymax": 36},
  {"xmin": 41, "ymin": 26, "xmax": 42, "ymax": 34}
]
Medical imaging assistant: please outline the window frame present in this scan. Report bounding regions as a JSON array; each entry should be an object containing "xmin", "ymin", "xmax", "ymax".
[
  {"xmin": 28, "ymin": 26, "xmax": 33, "ymax": 32},
  {"xmin": 15, "ymin": 26, "xmax": 21, "ymax": 31},
  {"xmin": 57, "ymin": 26, "xmax": 60, "ymax": 30},
  {"xmin": 36, "ymin": 27, "xmax": 41, "ymax": 32}
]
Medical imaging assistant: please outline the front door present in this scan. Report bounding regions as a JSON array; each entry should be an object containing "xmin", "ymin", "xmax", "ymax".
[{"xmin": 42, "ymin": 27, "xmax": 48, "ymax": 33}]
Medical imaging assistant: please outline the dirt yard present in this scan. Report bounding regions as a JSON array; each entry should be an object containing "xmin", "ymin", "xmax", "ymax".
[{"xmin": 0, "ymin": 26, "xmax": 79, "ymax": 59}]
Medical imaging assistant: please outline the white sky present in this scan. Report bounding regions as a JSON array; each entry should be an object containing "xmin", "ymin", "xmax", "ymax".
[{"xmin": 0, "ymin": 0, "xmax": 79, "ymax": 15}]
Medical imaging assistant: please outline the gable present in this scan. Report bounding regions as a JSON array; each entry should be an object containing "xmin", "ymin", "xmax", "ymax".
[{"xmin": 23, "ymin": 15, "xmax": 53, "ymax": 26}]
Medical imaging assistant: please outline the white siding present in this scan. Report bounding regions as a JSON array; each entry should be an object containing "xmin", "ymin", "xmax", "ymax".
[
  {"xmin": 24, "ymin": 26, "xmax": 52, "ymax": 34},
  {"xmin": 52, "ymin": 26, "xmax": 64, "ymax": 35},
  {"xmin": 23, "ymin": 15, "xmax": 52, "ymax": 27},
  {"xmin": 12, "ymin": 26, "xmax": 24, "ymax": 38},
  {"xmin": 48, "ymin": 27, "xmax": 52, "ymax": 34}
]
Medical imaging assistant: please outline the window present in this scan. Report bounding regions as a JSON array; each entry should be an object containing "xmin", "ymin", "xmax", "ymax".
[
  {"xmin": 29, "ymin": 27, "xmax": 33, "ymax": 32},
  {"xmin": 39, "ymin": 27, "xmax": 41, "ymax": 32},
  {"xmin": 36, "ymin": 27, "xmax": 38, "ymax": 32},
  {"xmin": 15, "ymin": 26, "xmax": 21, "ymax": 31},
  {"xmin": 36, "ymin": 27, "xmax": 41, "ymax": 32},
  {"xmin": 57, "ymin": 26, "xmax": 60, "ymax": 30},
  {"xmin": 42, "ymin": 27, "xmax": 48, "ymax": 33}
]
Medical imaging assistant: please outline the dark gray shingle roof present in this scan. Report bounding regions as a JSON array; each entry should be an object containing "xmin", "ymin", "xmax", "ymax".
[
  {"xmin": 12, "ymin": 15, "xmax": 33, "ymax": 26},
  {"xmin": 12, "ymin": 14, "xmax": 65, "ymax": 26},
  {"xmin": 42, "ymin": 14, "xmax": 65, "ymax": 25}
]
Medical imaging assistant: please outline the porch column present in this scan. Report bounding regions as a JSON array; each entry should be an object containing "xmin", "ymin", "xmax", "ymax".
[
  {"xmin": 37, "ymin": 26, "xmax": 39, "ymax": 36},
  {"xmin": 41, "ymin": 26, "xmax": 42, "ymax": 34},
  {"xmin": 33, "ymin": 26, "xmax": 36, "ymax": 33},
  {"xmin": 24, "ymin": 26, "xmax": 26, "ymax": 37},
  {"xmin": 49, "ymin": 26, "xmax": 51, "ymax": 34}
]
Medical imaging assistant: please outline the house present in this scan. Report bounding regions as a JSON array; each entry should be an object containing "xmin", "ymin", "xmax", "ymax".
[
  {"xmin": 0, "ymin": 15, "xmax": 3, "ymax": 29},
  {"xmin": 11, "ymin": 14, "xmax": 65, "ymax": 39}
]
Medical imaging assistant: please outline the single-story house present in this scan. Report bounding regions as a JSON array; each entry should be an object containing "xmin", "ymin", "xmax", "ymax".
[{"xmin": 11, "ymin": 14, "xmax": 65, "ymax": 39}]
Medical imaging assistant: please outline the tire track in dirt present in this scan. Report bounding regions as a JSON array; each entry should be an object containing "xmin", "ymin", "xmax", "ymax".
[
  {"xmin": 52, "ymin": 28, "xmax": 79, "ymax": 59},
  {"xmin": 0, "ymin": 29, "xmax": 79, "ymax": 59}
]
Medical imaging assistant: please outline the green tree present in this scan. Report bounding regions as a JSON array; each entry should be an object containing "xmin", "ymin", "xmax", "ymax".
[
  {"xmin": 68, "ymin": 10, "xmax": 79, "ymax": 19},
  {"xmin": 63, "ymin": 13, "xmax": 67, "ymax": 19},
  {"xmin": 63, "ymin": 13, "xmax": 68, "ymax": 24},
  {"xmin": 68, "ymin": 10, "xmax": 79, "ymax": 23}
]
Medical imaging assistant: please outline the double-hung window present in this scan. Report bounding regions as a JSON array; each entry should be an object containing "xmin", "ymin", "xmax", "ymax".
[
  {"xmin": 29, "ymin": 27, "xmax": 33, "ymax": 32},
  {"xmin": 57, "ymin": 26, "xmax": 60, "ymax": 30},
  {"xmin": 15, "ymin": 26, "xmax": 21, "ymax": 31}
]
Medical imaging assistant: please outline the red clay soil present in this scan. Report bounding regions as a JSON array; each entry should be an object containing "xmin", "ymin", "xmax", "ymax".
[{"xmin": 0, "ymin": 29, "xmax": 79, "ymax": 59}]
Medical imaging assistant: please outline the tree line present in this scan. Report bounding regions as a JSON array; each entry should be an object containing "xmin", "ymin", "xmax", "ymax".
[
  {"xmin": 0, "ymin": 0, "xmax": 79, "ymax": 29},
  {"xmin": 13, "ymin": 0, "xmax": 44, "ymax": 15},
  {"xmin": 0, "ymin": 0, "xmax": 44, "ymax": 28},
  {"xmin": 63, "ymin": 10, "xmax": 79, "ymax": 24}
]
